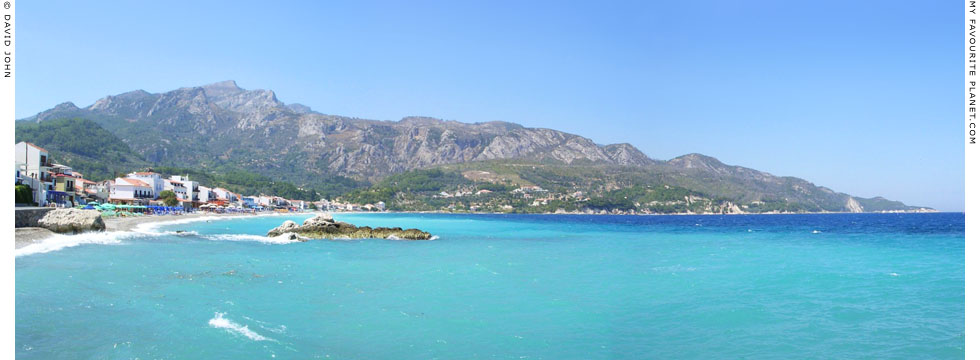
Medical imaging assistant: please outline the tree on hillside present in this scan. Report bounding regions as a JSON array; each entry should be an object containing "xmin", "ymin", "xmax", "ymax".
[{"xmin": 159, "ymin": 190, "xmax": 179, "ymax": 206}]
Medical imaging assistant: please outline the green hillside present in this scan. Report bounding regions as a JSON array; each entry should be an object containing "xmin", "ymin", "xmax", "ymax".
[{"xmin": 15, "ymin": 118, "xmax": 148, "ymax": 180}]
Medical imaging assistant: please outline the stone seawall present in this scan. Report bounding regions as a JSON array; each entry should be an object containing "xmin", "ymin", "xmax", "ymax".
[{"xmin": 15, "ymin": 208, "xmax": 55, "ymax": 228}]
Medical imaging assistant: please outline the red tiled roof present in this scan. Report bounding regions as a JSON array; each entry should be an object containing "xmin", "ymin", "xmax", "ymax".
[
  {"xmin": 117, "ymin": 178, "xmax": 151, "ymax": 187},
  {"xmin": 22, "ymin": 142, "xmax": 49, "ymax": 153}
]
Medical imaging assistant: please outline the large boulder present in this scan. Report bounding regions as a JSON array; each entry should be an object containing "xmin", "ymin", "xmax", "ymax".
[{"xmin": 37, "ymin": 208, "xmax": 106, "ymax": 234}]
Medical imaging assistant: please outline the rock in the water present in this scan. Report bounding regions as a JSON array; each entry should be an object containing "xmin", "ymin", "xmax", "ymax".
[
  {"xmin": 302, "ymin": 213, "xmax": 333, "ymax": 227},
  {"xmin": 267, "ymin": 220, "xmax": 300, "ymax": 237},
  {"xmin": 37, "ymin": 208, "xmax": 106, "ymax": 234},
  {"xmin": 267, "ymin": 213, "xmax": 432, "ymax": 240},
  {"xmin": 281, "ymin": 232, "xmax": 306, "ymax": 242}
]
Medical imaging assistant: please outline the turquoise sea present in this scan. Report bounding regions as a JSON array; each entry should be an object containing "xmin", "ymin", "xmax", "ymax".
[{"xmin": 16, "ymin": 213, "xmax": 964, "ymax": 359}]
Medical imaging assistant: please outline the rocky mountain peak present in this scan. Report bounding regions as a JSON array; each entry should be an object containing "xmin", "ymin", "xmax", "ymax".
[
  {"xmin": 201, "ymin": 80, "xmax": 244, "ymax": 97},
  {"xmin": 399, "ymin": 116, "xmax": 453, "ymax": 126},
  {"xmin": 668, "ymin": 153, "xmax": 724, "ymax": 169}
]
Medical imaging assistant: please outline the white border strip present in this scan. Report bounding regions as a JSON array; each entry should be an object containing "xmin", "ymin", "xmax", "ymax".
[
  {"xmin": 966, "ymin": 1, "xmax": 976, "ymax": 357},
  {"xmin": 1, "ymin": 0, "xmax": 14, "ymax": 357}
]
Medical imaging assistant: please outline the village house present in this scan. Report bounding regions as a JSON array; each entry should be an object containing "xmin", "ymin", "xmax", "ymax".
[
  {"xmin": 164, "ymin": 179, "xmax": 188, "ymax": 200},
  {"xmin": 198, "ymin": 186, "xmax": 216, "ymax": 203},
  {"xmin": 212, "ymin": 187, "xmax": 240, "ymax": 203},
  {"xmin": 127, "ymin": 172, "xmax": 166, "ymax": 198},
  {"xmin": 167, "ymin": 175, "xmax": 200, "ymax": 202},
  {"xmin": 74, "ymin": 178, "xmax": 99, "ymax": 202},
  {"xmin": 14, "ymin": 142, "xmax": 54, "ymax": 205},
  {"xmin": 109, "ymin": 177, "xmax": 154, "ymax": 205},
  {"xmin": 287, "ymin": 199, "xmax": 307, "ymax": 209}
]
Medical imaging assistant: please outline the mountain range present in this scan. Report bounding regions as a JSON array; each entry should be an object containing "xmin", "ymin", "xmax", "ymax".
[{"xmin": 17, "ymin": 80, "xmax": 930, "ymax": 213}]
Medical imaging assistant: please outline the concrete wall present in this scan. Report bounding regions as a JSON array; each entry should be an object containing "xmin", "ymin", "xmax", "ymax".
[{"xmin": 15, "ymin": 207, "xmax": 54, "ymax": 228}]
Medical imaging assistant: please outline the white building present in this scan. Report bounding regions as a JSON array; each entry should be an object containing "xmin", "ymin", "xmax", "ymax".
[
  {"xmin": 198, "ymin": 186, "xmax": 216, "ymax": 203},
  {"xmin": 213, "ymin": 187, "xmax": 240, "ymax": 202},
  {"xmin": 166, "ymin": 176, "xmax": 199, "ymax": 202},
  {"xmin": 110, "ymin": 178, "xmax": 154, "ymax": 204},
  {"xmin": 163, "ymin": 179, "xmax": 187, "ymax": 199},
  {"xmin": 127, "ymin": 172, "xmax": 166, "ymax": 198},
  {"xmin": 14, "ymin": 142, "xmax": 54, "ymax": 205}
]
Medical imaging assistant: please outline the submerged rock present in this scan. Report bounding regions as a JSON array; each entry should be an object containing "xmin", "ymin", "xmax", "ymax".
[
  {"xmin": 37, "ymin": 208, "xmax": 106, "ymax": 234},
  {"xmin": 267, "ymin": 213, "xmax": 432, "ymax": 240}
]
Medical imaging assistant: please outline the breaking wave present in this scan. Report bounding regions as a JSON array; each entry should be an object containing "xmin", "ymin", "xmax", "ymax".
[
  {"xmin": 15, "ymin": 231, "xmax": 134, "ymax": 257},
  {"xmin": 208, "ymin": 312, "xmax": 272, "ymax": 341},
  {"xmin": 204, "ymin": 233, "xmax": 299, "ymax": 244}
]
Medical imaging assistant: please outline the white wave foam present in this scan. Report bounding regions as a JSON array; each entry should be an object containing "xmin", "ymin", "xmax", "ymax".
[
  {"xmin": 17, "ymin": 213, "xmax": 309, "ymax": 257},
  {"xmin": 812, "ymin": 230, "xmax": 821, "ymax": 234},
  {"xmin": 208, "ymin": 312, "xmax": 271, "ymax": 341},
  {"xmin": 134, "ymin": 212, "xmax": 304, "ymax": 233},
  {"xmin": 160, "ymin": 230, "xmax": 200, "ymax": 236},
  {"xmin": 205, "ymin": 233, "xmax": 299, "ymax": 244},
  {"xmin": 15, "ymin": 231, "xmax": 134, "ymax": 257}
]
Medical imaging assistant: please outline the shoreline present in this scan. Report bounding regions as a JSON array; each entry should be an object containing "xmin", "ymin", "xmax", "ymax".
[
  {"xmin": 348, "ymin": 209, "xmax": 948, "ymax": 216},
  {"xmin": 14, "ymin": 209, "xmax": 954, "ymax": 250},
  {"xmin": 14, "ymin": 211, "xmax": 310, "ymax": 249}
]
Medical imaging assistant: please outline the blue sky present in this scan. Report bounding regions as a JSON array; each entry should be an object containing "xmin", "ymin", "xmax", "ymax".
[{"xmin": 16, "ymin": 1, "xmax": 962, "ymax": 211}]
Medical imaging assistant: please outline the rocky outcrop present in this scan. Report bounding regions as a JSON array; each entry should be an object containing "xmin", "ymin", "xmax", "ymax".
[
  {"xmin": 267, "ymin": 213, "xmax": 432, "ymax": 240},
  {"xmin": 37, "ymin": 209, "xmax": 106, "ymax": 234}
]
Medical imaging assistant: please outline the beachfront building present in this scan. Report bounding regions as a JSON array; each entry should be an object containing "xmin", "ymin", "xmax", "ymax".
[
  {"xmin": 50, "ymin": 173, "xmax": 79, "ymax": 206},
  {"xmin": 198, "ymin": 186, "xmax": 216, "ymax": 203},
  {"xmin": 242, "ymin": 196, "xmax": 258, "ymax": 208},
  {"xmin": 167, "ymin": 176, "xmax": 200, "ymax": 203},
  {"xmin": 254, "ymin": 195, "xmax": 288, "ymax": 208},
  {"xmin": 14, "ymin": 142, "xmax": 54, "ymax": 205},
  {"xmin": 109, "ymin": 177, "xmax": 155, "ymax": 205},
  {"xmin": 95, "ymin": 180, "xmax": 113, "ymax": 202},
  {"xmin": 164, "ymin": 179, "xmax": 188, "ymax": 200},
  {"xmin": 213, "ymin": 187, "xmax": 239, "ymax": 203},
  {"xmin": 53, "ymin": 174, "xmax": 76, "ymax": 193},
  {"xmin": 127, "ymin": 172, "xmax": 166, "ymax": 198},
  {"xmin": 287, "ymin": 199, "xmax": 308, "ymax": 210},
  {"xmin": 75, "ymin": 178, "xmax": 99, "ymax": 202}
]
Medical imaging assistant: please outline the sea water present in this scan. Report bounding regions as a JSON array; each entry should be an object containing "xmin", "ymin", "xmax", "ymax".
[{"xmin": 15, "ymin": 213, "xmax": 964, "ymax": 359}]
